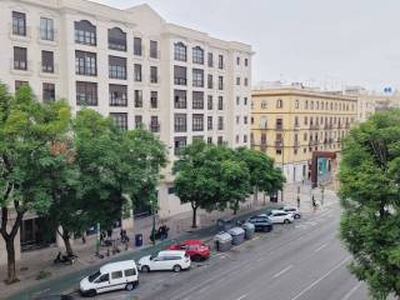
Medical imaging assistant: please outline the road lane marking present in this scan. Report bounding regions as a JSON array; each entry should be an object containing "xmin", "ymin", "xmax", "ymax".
[
  {"xmin": 237, "ymin": 293, "xmax": 248, "ymax": 300},
  {"xmin": 342, "ymin": 282, "xmax": 362, "ymax": 300},
  {"xmin": 290, "ymin": 256, "xmax": 351, "ymax": 300},
  {"xmin": 272, "ymin": 265, "xmax": 294, "ymax": 279},
  {"xmin": 314, "ymin": 243, "xmax": 329, "ymax": 253}
]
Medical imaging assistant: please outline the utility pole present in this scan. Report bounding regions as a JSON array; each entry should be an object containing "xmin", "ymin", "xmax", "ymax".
[{"xmin": 281, "ymin": 130, "xmax": 285, "ymax": 202}]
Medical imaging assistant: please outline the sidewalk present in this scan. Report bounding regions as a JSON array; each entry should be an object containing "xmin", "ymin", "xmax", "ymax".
[{"xmin": 2, "ymin": 183, "xmax": 339, "ymax": 300}]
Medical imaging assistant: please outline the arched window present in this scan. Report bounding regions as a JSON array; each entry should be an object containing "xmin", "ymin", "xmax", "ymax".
[
  {"xmin": 330, "ymin": 102, "xmax": 333, "ymax": 110},
  {"xmin": 261, "ymin": 100, "xmax": 267, "ymax": 109},
  {"xmin": 192, "ymin": 46, "xmax": 204, "ymax": 64},
  {"xmin": 334, "ymin": 103, "xmax": 337, "ymax": 110},
  {"xmin": 316, "ymin": 101, "xmax": 319, "ymax": 110},
  {"xmin": 321, "ymin": 102, "xmax": 324, "ymax": 110},
  {"xmin": 295, "ymin": 99, "xmax": 299, "ymax": 109},
  {"xmin": 311, "ymin": 101, "xmax": 314, "ymax": 110},
  {"xmin": 74, "ymin": 20, "xmax": 96, "ymax": 46},
  {"xmin": 276, "ymin": 99, "xmax": 283, "ymax": 108},
  {"xmin": 174, "ymin": 42, "xmax": 187, "ymax": 62},
  {"xmin": 108, "ymin": 27, "xmax": 126, "ymax": 51},
  {"xmin": 305, "ymin": 100, "xmax": 309, "ymax": 109}
]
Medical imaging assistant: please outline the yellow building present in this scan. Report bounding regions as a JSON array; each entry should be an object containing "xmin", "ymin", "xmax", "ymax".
[{"xmin": 251, "ymin": 87, "xmax": 357, "ymax": 183}]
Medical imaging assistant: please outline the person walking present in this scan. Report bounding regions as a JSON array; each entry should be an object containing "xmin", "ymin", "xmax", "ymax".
[
  {"xmin": 312, "ymin": 195, "xmax": 317, "ymax": 212},
  {"xmin": 297, "ymin": 196, "xmax": 300, "ymax": 209}
]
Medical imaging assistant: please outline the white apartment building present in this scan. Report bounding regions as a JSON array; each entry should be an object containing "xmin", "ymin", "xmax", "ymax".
[{"xmin": 0, "ymin": 0, "xmax": 252, "ymax": 262}]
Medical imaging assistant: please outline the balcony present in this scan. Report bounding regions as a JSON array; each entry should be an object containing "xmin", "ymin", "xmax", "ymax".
[{"xmin": 275, "ymin": 125, "xmax": 283, "ymax": 131}]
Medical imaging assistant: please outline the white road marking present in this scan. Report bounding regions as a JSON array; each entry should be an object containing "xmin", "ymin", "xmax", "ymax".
[
  {"xmin": 342, "ymin": 282, "xmax": 362, "ymax": 300},
  {"xmin": 237, "ymin": 293, "xmax": 248, "ymax": 300},
  {"xmin": 272, "ymin": 265, "xmax": 294, "ymax": 279},
  {"xmin": 314, "ymin": 243, "xmax": 329, "ymax": 253},
  {"xmin": 290, "ymin": 256, "xmax": 351, "ymax": 300}
]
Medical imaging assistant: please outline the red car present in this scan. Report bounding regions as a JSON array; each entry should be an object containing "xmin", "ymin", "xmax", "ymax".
[{"xmin": 168, "ymin": 240, "xmax": 211, "ymax": 262}]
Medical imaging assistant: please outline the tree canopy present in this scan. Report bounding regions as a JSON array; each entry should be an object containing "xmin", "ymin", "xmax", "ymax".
[{"xmin": 339, "ymin": 109, "xmax": 400, "ymax": 299}]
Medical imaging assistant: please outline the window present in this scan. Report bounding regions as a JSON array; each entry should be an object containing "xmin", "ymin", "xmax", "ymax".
[
  {"xmin": 174, "ymin": 137, "xmax": 187, "ymax": 155},
  {"xmin": 75, "ymin": 51, "xmax": 97, "ymax": 76},
  {"xmin": 174, "ymin": 42, "xmax": 187, "ymax": 62},
  {"xmin": 316, "ymin": 101, "xmax": 319, "ymax": 110},
  {"xmin": 192, "ymin": 91, "xmax": 204, "ymax": 109},
  {"xmin": 244, "ymin": 116, "xmax": 248, "ymax": 124},
  {"xmin": 276, "ymin": 99, "xmax": 283, "ymax": 108},
  {"xmin": 304, "ymin": 133, "xmax": 307, "ymax": 141},
  {"xmin": 218, "ymin": 96, "xmax": 223, "ymax": 110},
  {"xmin": 174, "ymin": 66, "xmax": 187, "ymax": 85},
  {"xmin": 304, "ymin": 116, "xmax": 308, "ymax": 125},
  {"xmin": 260, "ymin": 117, "xmax": 267, "ymax": 129},
  {"xmin": 236, "ymin": 57, "xmax": 240, "ymax": 65},
  {"xmin": 311, "ymin": 101, "xmax": 314, "ymax": 110},
  {"xmin": 236, "ymin": 77, "xmax": 240, "ymax": 86},
  {"xmin": 295, "ymin": 116, "xmax": 299, "ymax": 127},
  {"xmin": 174, "ymin": 114, "xmax": 187, "ymax": 132},
  {"xmin": 111, "ymin": 271, "xmax": 123, "ymax": 279},
  {"xmin": 108, "ymin": 27, "xmax": 126, "ymax": 51},
  {"xmin": 134, "ymin": 64, "xmax": 142, "ymax": 82},
  {"xmin": 41, "ymin": 51, "xmax": 54, "ymax": 73},
  {"xmin": 207, "ymin": 74, "xmax": 213, "ymax": 89},
  {"xmin": 236, "ymin": 116, "xmax": 240, "ymax": 124},
  {"xmin": 134, "ymin": 90, "xmax": 143, "ymax": 108},
  {"xmin": 192, "ymin": 114, "xmax": 204, "ymax": 131},
  {"xmin": 261, "ymin": 133, "xmax": 267, "ymax": 145},
  {"xmin": 74, "ymin": 20, "xmax": 96, "ymax": 46},
  {"xmin": 150, "ymin": 91, "xmax": 158, "ymax": 108},
  {"xmin": 236, "ymin": 135, "xmax": 239, "ymax": 143},
  {"xmin": 40, "ymin": 17, "xmax": 54, "ymax": 41},
  {"xmin": 109, "ymin": 84, "xmax": 127, "ymax": 106},
  {"xmin": 244, "ymin": 58, "xmax": 248, "ymax": 67},
  {"xmin": 14, "ymin": 47, "xmax": 27, "ymax": 70},
  {"xmin": 305, "ymin": 100, "xmax": 308, "ymax": 109},
  {"xmin": 244, "ymin": 78, "xmax": 248, "ymax": 86},
  {"xmin": 135, "ymin": 115, "xmax": 143, "ymax": 128},
  {"xmin": 108, "ymin": 56, "xmax": 126, "ymax": 79},
  {"xmin": 150, "ymin": 116, "xmax": 159, "ymax": 133},
  {"xmin": 322, "ymin": 102, "xmax": 325, "ymax": 110},
  {"xmin": 295, "ymin": 99, "xmax": 299, "ymax": 109},
  {"xmin": 42, "ymin": 83, "xmax": 55, "ymax": 102},
  {"xmin": 207, "ymin": 95, "xmax": 213, "ymax": 110},
  {"xmin": 174, "ymin": 90, "xmax": 187, "ymax": 109},
  {"xmin": 276, "ymin": 118, "xmax": 283, "ymax": 130},
  {"xmin": 208, "ymin": 52, "xmax": 213, "ymax": 67},
  {"xmin": 76, "ymin": 82, "xmax": 97, "ymax": 106},
  {"xmin": 207, "ymin": 116, "xmax": 213, "ymax": 130},
  {"xmin": 124, "ymin": 269, "xmax": 136, "ymax": 277},
  {"xmin": 134, "ymin": 37, "xmax": 142, "ymax": 56},
  {"xmin": 96, "ymin": 274, "xmax": 109, "ymax": 283},
  {"xmin": 243, "ymin": 135, "xmax": 247, "ymax": 143},
  {"xmin": 236, "ymin": 97, "xmax": 240, "ymax": 105},
  {"xmin": 217, "ymin": 136, "xmax": 223, "ymax": 145},
  {"xmin": 192, "ymin": 69, "xmax": 204, "ymax": 87},
  {"xmin": 218, "ymin": 116, "xmax": 224, "ymax": 130},
  {"xmin": 110, "ymin": 113, "xmax": 128, "ymax": 131},
  {"xmin": 207, "ymin": 137, "xmax": 212, "ymax": 144},
  {"xmin": 192, "ymin": 46, "xmax": 204, "ymax": 64},
  {"xmin": 218, "ymin": 55, "xmax": 224, "ymax": 69},
  {"xmin": 150, "ymin": 66, "xmax": 158, "ymax": 83},
  {"xmin": 218, "ymin": 76, "xmax": 224, "ymax": 90},
  {"xmin": 261, "ymin": 100, "xmax": 267, "ymax": 109},
  {"xmin": 12, "ymin": 12, "xmax": 26, "ymax": 36},
  {"xmin": 245, "ymin": 97, "xmax": 248, "ymax": 106},
  {"xmin": 15, "ymin": 80, "xmax": 28, "ymax": 91},
  {"xmin": 150, "ymin": 40, "xmax": 158, "ymax": 59}
]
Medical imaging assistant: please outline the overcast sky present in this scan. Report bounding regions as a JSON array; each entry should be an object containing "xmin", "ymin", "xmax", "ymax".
[{"xmin": 93, "ymin": 0, "xmax": 399, "ymax": 91}]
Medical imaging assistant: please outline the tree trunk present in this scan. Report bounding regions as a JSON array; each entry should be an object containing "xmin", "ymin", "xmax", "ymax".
[
  {"xmin": 62, "ymin": 231, "xmax": 73, "ymax": 256},
  {"xmin": 233, "ymin": 200, "xmax": 239, "ymax": 215},
  {"xmin": 191, "ymin": 205, "xmax": 198, "ymax": 228},
  {"xmin": 5, "ymin": 237, "xmax": 18, "ymax": 284},
  {"xmin": 253, "ymin": 186, "xmax": 259, "ymax": 205}
]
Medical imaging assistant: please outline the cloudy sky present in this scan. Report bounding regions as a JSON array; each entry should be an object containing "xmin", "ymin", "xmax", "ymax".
[{"xmin": 93, "ymin": 0, "xmax": 399, "ymax": 91}]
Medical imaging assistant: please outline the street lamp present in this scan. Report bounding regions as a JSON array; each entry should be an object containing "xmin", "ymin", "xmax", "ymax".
[{"xmin": 281, "ymin": 129, "xmax": 286, "ymax": 202}]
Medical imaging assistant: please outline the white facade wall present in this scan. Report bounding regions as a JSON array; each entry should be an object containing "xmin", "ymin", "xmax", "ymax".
[{"xmin": 0, "ymin": 0, "xmax": 253, "ymax": 262}]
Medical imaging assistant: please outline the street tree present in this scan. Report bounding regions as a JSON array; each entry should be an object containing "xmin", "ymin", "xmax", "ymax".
[
  {"xmin": 173, "ymin": 141, "xmax": 230, "ymax": 228},
  {"xmin": 339, "ymin": 109, "xmax": 400, "ymax": 299},
  {"xmin": 236, "ymin": 147, "xmax": 285, "ymax": 202},
  {"xmin": 0, "ymin": 84, "xmax": 70, "ymax": 283}
]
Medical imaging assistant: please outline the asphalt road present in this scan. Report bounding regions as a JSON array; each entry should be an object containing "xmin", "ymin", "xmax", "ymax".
[{"xmin": 67, "ymin": 201, "xmax": 373, "ymax": 300}]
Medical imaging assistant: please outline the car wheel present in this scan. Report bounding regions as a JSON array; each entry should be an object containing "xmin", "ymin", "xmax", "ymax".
[
  {"xmin": 295, "ymin": 214, "xmax": 301, "ymax": 219},
  {"xmin": 283, "ymin": 219, "xmax": 290, "ymax": 224},
  {"xmin": 173, "ymin": 264, "xmax": 182, "ymax": 272},
  {"xmin": 192, "ymin": 255, "xmax": 203, "ymax": 262},
  {"xmin": 125, "ymin": 282, "xmax": 135, "ymax": 291},
  {"xmin": 87, "ymin": 289, "xmax": 97, "ymax": 297},
  {"xmin": 141, "ymin": 265, "xmax": 150, "ymax": 273}
]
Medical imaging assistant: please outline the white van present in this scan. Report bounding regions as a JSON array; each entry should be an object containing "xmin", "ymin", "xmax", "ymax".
[
  {"xmin": 138, "ymin": 250, "xmax": 191, "ymax": 272},
  {"xmin": 79, "ymin": 260, "xmax": 139, "ymax": 297}
]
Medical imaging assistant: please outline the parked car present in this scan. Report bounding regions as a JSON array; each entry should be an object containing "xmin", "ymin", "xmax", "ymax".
[
  {"xmin": 33, "ymin": 296, "xmax": 74, "ymax": 300},
  {"xmin": 267, "ymin": 210, "xmax": 294, "ymax": 224},
  {"xmin": 138, "ymin": 250, "xmax": 191, "ymax": 273},
  {"xmin": 79, "ymin": 260, "xmax": 139, "ymax": 297},
  {"xmin": 247, "ymin": 215, "xmax": 274, "ymax": 232},
  {"xmin": 278, "ymin": 206, "xmax": 301, "ymax": 219},
  {"xmin": 168, "ymin": 240, "xmax": 211, "ymax": 261}
]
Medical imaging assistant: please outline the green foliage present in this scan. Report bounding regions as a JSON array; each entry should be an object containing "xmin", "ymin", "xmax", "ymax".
[{"xmin": 339, "ymin": 109, "xmax": 400, "ymax": 299}]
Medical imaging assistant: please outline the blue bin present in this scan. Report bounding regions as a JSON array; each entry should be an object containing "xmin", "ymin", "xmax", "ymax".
[{"xmin": 135, "ymin": 234, "xmax": 143, "ymax": 247}]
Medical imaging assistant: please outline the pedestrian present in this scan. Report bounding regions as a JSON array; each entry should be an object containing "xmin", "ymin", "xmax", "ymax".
[
  {"xmin": 107, "ymin": 228, "xmax": 113, "ymax": 240},
  {"xmin": 312, "ymin": 195, "xmax": 317, "ymax": 212},
  {"xmin": 297, "ymin": 196, "xmax": 300, "ymax": 209}
]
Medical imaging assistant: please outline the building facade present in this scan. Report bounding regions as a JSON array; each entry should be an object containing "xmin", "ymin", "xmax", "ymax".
[
  {"xmin": 0, "ymin": 0, "xmax": 252, "ymax": 264},
  {"xmin": 251, "ymin": 86, "xmax": 357, "ymax": 183}
]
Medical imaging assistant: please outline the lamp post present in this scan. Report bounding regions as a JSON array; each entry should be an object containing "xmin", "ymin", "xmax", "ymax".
[{"xmin": 281, "ymin": 129, "xmax": 286, "ymax": 202}]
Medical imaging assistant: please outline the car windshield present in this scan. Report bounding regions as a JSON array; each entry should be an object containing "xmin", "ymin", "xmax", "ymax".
[{"xmin": 88, "ymin": 270, "xmax": 101, "ymax": 283}]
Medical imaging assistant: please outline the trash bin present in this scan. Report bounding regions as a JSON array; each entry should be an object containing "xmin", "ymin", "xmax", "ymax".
[
  {"xmin": 241, "ymin": 222, "xmax": 255, "ymax": 240},
  {"xmin": 135, "ymin": 233, "xmax": 143, "ymax": 247},
  {"xmin": 214, "ymin": 232, "xmax": 233, "ymax": 252},
  {"xmin": 228, "ymin": 227, "xmax": 245, "ymax": 245}
]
